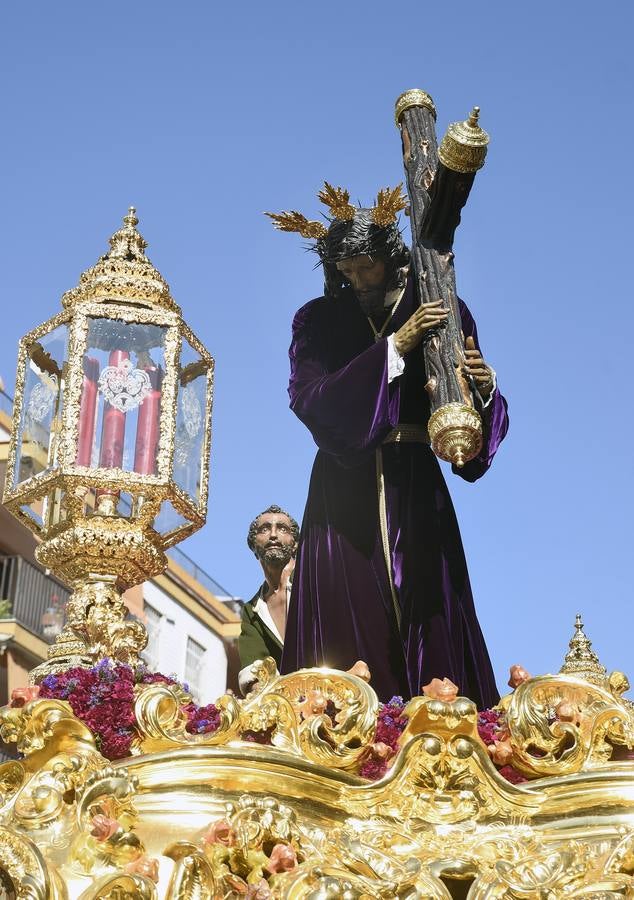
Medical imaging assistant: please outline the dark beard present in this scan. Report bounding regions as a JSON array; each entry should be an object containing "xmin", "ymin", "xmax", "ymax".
[
  {"xmin": 356, "ymin": 289, "xmax": 386, "ymax": 319},
  {"xmin": 259, "ymin": 544, "xmax": 294, "ymax": 567}
]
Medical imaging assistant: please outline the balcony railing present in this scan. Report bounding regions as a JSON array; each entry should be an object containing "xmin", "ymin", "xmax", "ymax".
[
  {"xmin": 0, "ymin": 555, "xmax": 69, "ymax": 643},
  {"xmin": 166, "ymin": 546, "xmax": 241, "ymax": 605}
]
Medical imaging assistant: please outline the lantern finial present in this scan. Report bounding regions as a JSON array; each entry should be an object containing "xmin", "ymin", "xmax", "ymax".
[
  {"xmin": 124, "ymin": 205, "xmax": 138, "ymax": 226},
  {"xmin": 106, "ymin": 206, "xmax": 148, "ymax": 262},
  {"xmin": 61, "ymin": 208, "xmax": 181, "ymax": 313}
]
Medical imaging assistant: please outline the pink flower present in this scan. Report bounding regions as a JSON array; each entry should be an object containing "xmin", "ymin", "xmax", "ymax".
[
  {"xmin": 488, "ymin": 739, "xmax": 514, "ymax": 766},
  {"xmin": 265, "ymin": 843, "xmax": 298, "ymax": 874},
  {"xmin": 369, "ymin": 741, "xmax": 394, "ymax": 761},
  {"xmin": 202, "ymin": 819, "xmax": 235, "ymax": 846},
  {"xmin": 247, "ymin": 880, "xmax": 273, "ymax": 899},
  {"xmin": 508, "ymin": 665, "xmax": 531, "ymax": 689},
  {"xmin": 10, "ymin": 686, "xmax": 40, "ymax": 707},
  {"xmin": 90, "ymin": 814, "xmax": 120, "ymax": 841},
  {"xmin": 124, "ymin": 855, "xmax": 160, "ymax": 883},
  {"xmin": 555, "ymin": 700, "xmax": 579, "ymax": 723},
  {"xmin": 298, "ymin": 690, "xmax": 328, "ymax": 720},
  {"xmin": 225, "ymin": 875, "xmax": 249, "ymax": 894},
  {"xmin": 422, "ymin": 677, "xmax": 459, "ymax": 702},
  {"xmin": 346, "ymin": 660, "xmax": 371, "ymax": 682}
]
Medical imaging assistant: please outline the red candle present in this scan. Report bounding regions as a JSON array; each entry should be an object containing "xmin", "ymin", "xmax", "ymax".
[
  {"xmin": 75, "ymin": 356, "xmax": 99, "ymax": 467},
  {"xmin": 134, "ymin": 365, "xmax": 162, "ymax": 475},
  {"xmin": 99, "ymin": 350, "xmax": 129, "ymax": 469}
]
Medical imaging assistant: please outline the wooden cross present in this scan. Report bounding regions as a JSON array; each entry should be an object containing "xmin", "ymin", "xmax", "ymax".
[{"xmin": 395, "ymin": 90, "xmax": 490, "ymax": 467}]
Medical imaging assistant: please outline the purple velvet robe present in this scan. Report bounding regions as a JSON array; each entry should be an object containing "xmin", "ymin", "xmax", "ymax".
[{"xmin": 281, "ymin": 275, "xmax": 508, "ymax": 708}]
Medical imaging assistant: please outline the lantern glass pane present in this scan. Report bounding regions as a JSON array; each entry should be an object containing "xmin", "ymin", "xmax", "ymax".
[
  {"xmin": 42, "ymin": 486, "xmax": 69, "ymax": 530},
  {"xmin": 14, "ymin": 323, "xmax": 68, "ymax": 488},
  {"xmin": 20, "ymin": 502, "xmax": 43, "ymax": 529},
  {"xmin": 173, "ymin": 339, "xmax": 208, "ymax": 504},
  {"xmin": 152, "ymin": 498, "xmax": 191, "ymax": 543},
  {"xmin": 81, "ymin": 318, "xmax": 168, "ymax": 475}
]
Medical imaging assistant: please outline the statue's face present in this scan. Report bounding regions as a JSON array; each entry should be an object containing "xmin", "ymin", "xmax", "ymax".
[
  {"xmin": 336, "ymin": 254, "xmax": 388, "ymax": 316},
  {"xmin": 253, "ymin": 512, "xmax": 296, "ymax": 566},
  {"xmin": 336, "ymin": 254, "xmax": 386, "ymax": 296}
]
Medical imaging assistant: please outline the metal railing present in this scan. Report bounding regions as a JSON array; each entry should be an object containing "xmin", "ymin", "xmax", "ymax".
[
  {"xmin": 166, "ymin": 546, "xmax": 240, "ymax": 604},
  {"xmin": 0, "ymin": 555, "xmax": 70, "ymax": 643}
]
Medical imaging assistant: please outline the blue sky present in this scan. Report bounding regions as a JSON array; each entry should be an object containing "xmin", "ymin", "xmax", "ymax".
[{"xmin": 1, "ymin": 1, "xmax": 633, "ymax": 693}]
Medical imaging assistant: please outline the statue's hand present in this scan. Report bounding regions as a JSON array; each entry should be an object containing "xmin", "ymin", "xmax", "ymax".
[
  {"xmin": 393, "ymin": 300, "xmax": 448, "ymax": 355},
  {"xmin": 280, "ymin": 557, "xmax": 295, "ymax": 592},
  {"xmin": 463, "ymin": 336, "xmax": 494, "ymax": 398}
]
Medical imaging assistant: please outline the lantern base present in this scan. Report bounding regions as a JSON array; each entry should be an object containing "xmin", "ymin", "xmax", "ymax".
[
  {"xmin": 428, "ymin": 402, "xmax": 483, "ymax": 467},
  {"xmin": 35, "ymin": 518, "xmax": 166, "ymax": 586},
  {"xmin": 29, "ymin": 575, "xmax": 148, "ymax": 684}
]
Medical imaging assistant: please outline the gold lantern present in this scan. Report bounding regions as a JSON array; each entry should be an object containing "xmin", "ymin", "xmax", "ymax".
[{"xmin": 2, "ymin": 208, "xmax": 214, "ymax": 680}]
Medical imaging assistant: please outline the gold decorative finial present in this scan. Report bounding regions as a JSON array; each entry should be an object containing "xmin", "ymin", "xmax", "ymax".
[
  {"xmin": 394, "ymin": 88, "xmax": 437, "ymax": 126},
  {"xmin": 61, "ymin": 208, "xmax": 179, "ymax": 313},
  {"xmin": 559, "ymin": 613, "xmax": 608, "ymax": 685},
  {"xmin": 123, "ymin": 205, "xmax": 138, "ymax": 227},
  {"xmin": 438, "ymin": 106, "xmax": 490, "ymax": 174},
  {"xmin": 107, "ymin": 206, "xmax": 148, "ymax": 261}
]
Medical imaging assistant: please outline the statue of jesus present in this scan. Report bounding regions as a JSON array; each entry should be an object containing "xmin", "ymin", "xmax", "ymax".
[{"xmin": 268, "ymin": 187, "xmax": 508, "ymax": 706}]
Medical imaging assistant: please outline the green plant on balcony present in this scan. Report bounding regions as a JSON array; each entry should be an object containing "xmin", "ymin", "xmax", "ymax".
[{"xmin": 0, "ymin": 598, "xmax": 12, "ymax": 618}]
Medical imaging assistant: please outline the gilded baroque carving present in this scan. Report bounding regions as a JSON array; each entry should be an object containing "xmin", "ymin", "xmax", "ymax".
[{"xmin": 4, "ymin": 210, "xmax": 634, "ymax": 896}]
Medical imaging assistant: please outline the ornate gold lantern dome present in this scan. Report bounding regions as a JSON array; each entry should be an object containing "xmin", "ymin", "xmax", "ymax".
[{"xmin": 62, "ymin": 207, "xmax": 180, "ymax": 313}]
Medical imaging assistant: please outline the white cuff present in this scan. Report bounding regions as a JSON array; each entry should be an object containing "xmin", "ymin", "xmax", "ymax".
[
  {"xmin": 474, "ymin": 369, "xmax": 497, "ymax": 409},
  {"xmin": 238, "ymin": 663, "xmax": 258, "ymax": 695},
  {"xmin": 238, "ymin": 660, "xmax": 280, "ymax": 695},
  {"xmin": 387, "ymin": 334, "xmax": 405, "ymax": 384}
]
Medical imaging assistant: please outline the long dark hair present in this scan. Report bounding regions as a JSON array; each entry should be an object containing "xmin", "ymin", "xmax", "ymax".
[{"xmin": 315, "ymin": 209, "xmax": 410, "ymax": 299}]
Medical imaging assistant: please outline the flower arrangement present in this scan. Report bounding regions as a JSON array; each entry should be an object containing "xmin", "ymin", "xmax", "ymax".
[
  {"xmin": 359, "ymin": 696, "xmax": 408, "ymax": 780},
  {"xmin": 31, "ymin": 659, "xmax": 221, "ymax": 760},
  {"xmin": 476, "ymin": 707, "xmax": 527, "ymax": 784},
  {"xmin": 11, "ymin": 659, "xmax": 536, "ymax": 785}
]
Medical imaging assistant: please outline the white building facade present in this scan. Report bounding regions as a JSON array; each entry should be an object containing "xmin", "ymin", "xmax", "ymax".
[{"xmin": 142, "ymin": 579, "xmax": 230, "ymax": 703}]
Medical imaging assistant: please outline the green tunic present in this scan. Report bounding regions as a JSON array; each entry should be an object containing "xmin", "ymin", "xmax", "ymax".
[{"xmin": 238, "ymin": 587, "xmax": 283, "ymax": 670}]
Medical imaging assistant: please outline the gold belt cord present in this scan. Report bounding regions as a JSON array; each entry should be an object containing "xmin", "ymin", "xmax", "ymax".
[{"xmin": 375, "ymin": 447, "xmax": 402, "ymax": 629}]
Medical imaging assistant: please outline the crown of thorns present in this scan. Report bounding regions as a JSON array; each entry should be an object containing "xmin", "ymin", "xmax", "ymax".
[{"xmin": 265, "ymin": 182, "xmax": 408, "ymax": 239}]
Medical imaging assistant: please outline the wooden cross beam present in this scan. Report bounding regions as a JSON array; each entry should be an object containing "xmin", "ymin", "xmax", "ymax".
[{"xmin": 395, "ymin": 89, "xmax": 489, "ymax": 467}]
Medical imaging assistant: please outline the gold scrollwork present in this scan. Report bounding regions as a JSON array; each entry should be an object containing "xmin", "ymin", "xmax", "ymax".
[
  {"xmin": 163, "ymin": 843, "xmax": 217, "ymax": 900},
  {"xmin": 503, "ymin": 673, "xmax": 634, "ymax": 778},
  {"xmin": 134, "ymin": 682, "xmax": 242, "ymax": 752},
  {"xmin": 0, "ymin": 826, "xmax": 52, "ymax": 899},
  {"xmin": 253, "ymin": 667, "xmax": 379, "ymax": 770},
  {"xmin": 76, "ymin": 872, "xmax": 157, "ymax": 900}
]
